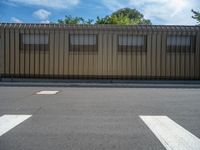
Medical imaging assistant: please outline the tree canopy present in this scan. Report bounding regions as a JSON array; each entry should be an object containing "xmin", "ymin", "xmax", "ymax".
[
  {"xmin": 96, "ymin": 8, "xmax": 151, "ymax": 25},
  {"xmin": 192, "ymin": 9, "xmax": 200, "ymax": 25},
  {"xmin": 58, "ymin": 15, "xmax": 93, "ymax": 24},
  {"xmin": 57, "ymin": 8, "xmax": 152, "ymax": 25}
]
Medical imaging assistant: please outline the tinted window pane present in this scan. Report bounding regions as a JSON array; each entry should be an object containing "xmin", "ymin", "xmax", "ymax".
[
  {"xmin": 70, "ymin": 34, "xmax": 96, "ymax": 45},
  {"xmin": 69, "ymin": 34, "xmax": 98, "ymax": 53},
  {"xmin": 167, "ymin": 36, "xmax": 191, "ymax": 46},
  {"xmin": 118, "ymin": 35, "xmax": 144, "ymax": 46},
  {"xmin": 22, "ymin": 34, "xmax": 48, "ymax": 45},
  {"xmin": 20, "ymin": 33, "xmax": 49, "ymax": 51},
  {"xmin": 166, "ymin": 35, "xmax": 196, "ymax": 53}
]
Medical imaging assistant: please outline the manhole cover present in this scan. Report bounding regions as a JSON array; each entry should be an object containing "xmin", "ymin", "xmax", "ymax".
[{"xmin": 36, "ymin": 91, "xmax": 59, "ymax": 95}]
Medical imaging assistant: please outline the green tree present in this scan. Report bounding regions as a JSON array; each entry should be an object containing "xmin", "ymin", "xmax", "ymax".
[
  {"xmin": 58, "ymin": 15, "xmax": 93, "ymax": 24},
  {"xmin": 96, "ymin": 8, "xmax": 152, "ymax": 25},
  {"xmin": 57, "ymin": 8, "xmax": 152, "ymax": 25},
  {"xmin": 96, "ymin": 15, "xmax": 134, "ymax": 25},
  {"xmin": 192, "ymin": 9, "xmax": 200, "ymax": 25}
]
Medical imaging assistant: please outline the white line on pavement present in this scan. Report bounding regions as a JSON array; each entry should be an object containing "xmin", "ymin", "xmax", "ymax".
[
  {"xmin": 36, "ymin": 91, "xmax": 59, "ymax": 95},
  {"xmin": 140, "ymin": 115, "xmax": 200, "ymax": 150},
  {"xmin": 0, "ymin": 115, "xmax": 32, "ymax": 136}
]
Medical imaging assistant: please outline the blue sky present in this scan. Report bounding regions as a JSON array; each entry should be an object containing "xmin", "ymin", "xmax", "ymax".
[{"xmin": 0, "ymin": 0, "xmax": 199, "ymax": 25}]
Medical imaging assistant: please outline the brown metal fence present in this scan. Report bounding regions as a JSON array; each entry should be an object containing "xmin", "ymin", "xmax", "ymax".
[{"xmin": 0, "ymin": 23, "xmax": 200, "ymax": 80}]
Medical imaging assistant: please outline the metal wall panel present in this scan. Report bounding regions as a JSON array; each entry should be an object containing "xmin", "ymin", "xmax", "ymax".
[
  {"xmin": 15, "ymin": 29, "xmax": 20, "ymax": 75},
  {"xmin": 5, "ymin": 29, "xmax": 10, "ymax": 75},
  {"xmin": 0, "ymin": 23, "xmax": 200, "ymax": 80},
  {"xmin": 0, "ymin": 28, "xmax": 4, "ymax": 75}
]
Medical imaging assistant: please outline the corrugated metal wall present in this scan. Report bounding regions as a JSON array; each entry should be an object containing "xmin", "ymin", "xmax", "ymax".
[{"xmin": 0, "ymin": 23, "xmax": 200, "ymax": 80}]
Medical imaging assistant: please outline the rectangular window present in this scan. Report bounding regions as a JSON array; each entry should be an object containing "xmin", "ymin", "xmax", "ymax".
[
  {"xmin": 167, "ymin": 35, "xmax": 196, "ymax": 53},
  {"xmin": 20, "ymin": 34, "xmax": 49, "ymax": 51},
  {"xmin": 118, "ymin": 35, "xmax": 147, "ymax": 52},
  {"xmin": 69, "ymin": 34, "xmax": 98, "ymax": 52}
]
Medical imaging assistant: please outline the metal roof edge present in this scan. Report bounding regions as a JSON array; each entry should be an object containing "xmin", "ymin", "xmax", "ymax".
[{"xmin": 0, "ymin": 23, "xmax": 199, "ymax": 31}]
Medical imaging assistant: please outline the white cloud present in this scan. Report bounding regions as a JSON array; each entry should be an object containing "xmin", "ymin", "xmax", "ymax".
[
  {"xmin": 1, "ymin": 0, "xmax": 18, "ymax": 7},
  {"xmin": 6, "ymin": 0, "xmax": 79, "ymax": 9},
  {"xmin": 11, "ymin": 17, "xmax": 23, "ymax": 23},
  {"xmin": 101, "ymin": 0, "xmax": 199, "ymax": 25},
  {"xmin": 33, "ymin": 9, "xmax": 51, "ymax": 20},
  {"xmin": 40, "ymin": 20, "xmax": 50, "ymax": 23},
  {"xmin": 101, "ymin": 0, "xmax": 125, "ymax": 12}
]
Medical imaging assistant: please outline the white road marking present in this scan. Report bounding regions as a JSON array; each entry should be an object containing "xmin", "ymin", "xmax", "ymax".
[
  {"xmin": 36, "ymin": 90, "xmax": 59, "ymax": 95},
  {"xmin": 0, "ymin": 115, "xmax": 32, "ymax": 136},
  {"xmin": 140, "ymin": 116, "xmax": 200, "ymax": 150}
]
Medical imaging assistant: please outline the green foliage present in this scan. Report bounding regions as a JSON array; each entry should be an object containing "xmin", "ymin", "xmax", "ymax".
[
  {"xmin": 192, "ymin": 9, "xmax": 200, "ymax": 25},
  {"xmin": 58, "ymin": 15, "xmax": 93, "ymax": 24},
  {"xmin": 96, "ymin": 8, "xmax": 152, "ymax": 25},
  {"xmin": 57, "ymin": 8, "xmax": 152, "ymax": 25},
  {"xmin": 96, "ymin": 16, "xmax": 109, "ymax": 24},
  {"xmin": 96, "ymin": 15, "xmax": 135, "ymax": 25}
]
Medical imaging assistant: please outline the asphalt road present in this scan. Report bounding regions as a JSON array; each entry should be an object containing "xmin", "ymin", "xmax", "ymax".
[{"xmin": 0, "ymin": 86, "xmax": 200, "ymax": 150}]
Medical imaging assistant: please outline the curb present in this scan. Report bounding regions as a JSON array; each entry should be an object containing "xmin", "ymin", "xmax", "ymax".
[{"xmin": 1, "ymin": 81, "xmax": 200, "ymax": 88}]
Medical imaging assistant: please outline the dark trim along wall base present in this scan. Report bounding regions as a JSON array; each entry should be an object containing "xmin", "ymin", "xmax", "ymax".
[{"xmin": 1, "ymin": 74, "xmax": 199, "ymax": 80}]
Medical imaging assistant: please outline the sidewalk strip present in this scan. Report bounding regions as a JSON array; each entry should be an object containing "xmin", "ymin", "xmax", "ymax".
[
  {"xmin": 0, "ymin": 115, "xmax": 32, "ymax": 136},
  {"xmin": 140, "ymin": 116, "xmax": 200, "ymax": 150}
]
